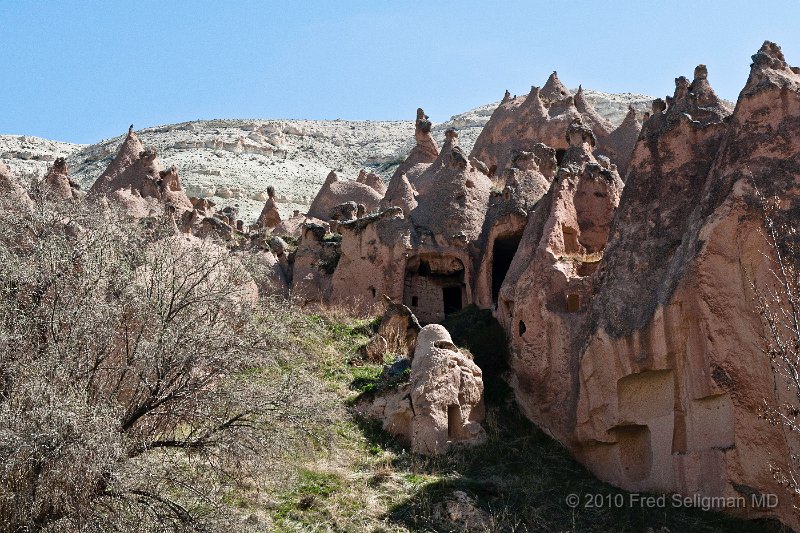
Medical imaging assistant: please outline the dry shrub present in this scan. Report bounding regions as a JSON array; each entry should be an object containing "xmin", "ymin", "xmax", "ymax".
[{"xmin": 0, "ymin": 193, "xmax": 331, "ymax": 531}]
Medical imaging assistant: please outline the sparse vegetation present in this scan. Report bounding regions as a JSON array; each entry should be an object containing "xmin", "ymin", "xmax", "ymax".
[
  {"xmin": 255, "ymin": 307, "xmax": 782, "ymax": 532},
  {"xmin": 0, "ymin": 193, "xmax": 785, "ymax": 532}
]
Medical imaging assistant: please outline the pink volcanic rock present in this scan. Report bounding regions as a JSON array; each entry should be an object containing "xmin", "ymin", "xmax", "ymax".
[
  {"xmin": 256, "ymin": 185, "xmax": 282, "ymax": 229},
  {"xmin": 362, "ymin": 171, "xmax": 387, "ymax": 196},
  {"xmin": 471, "ymin": 72, "xmax": 640, "ymax": 181},
  {"xmin": 381, "ymin": 172, "xmax": 418, "ymax": 214},
  {"xmin": 540, "ymin": 71, "xmax": 571, "ymax": 101},
  {"xmin": 89, "ymin": 127, "xmax": 193, "ymax": 217},
  {"xmin": 571, "ymin": 47, "xmax": 800, "ymax": 526},
  {"xmin": 307, "ymin": 170, "xmax": 382, "ymax": 222},
  {"xmin": 272, "ymin": 210, "xmax": 315, "ymax": 239},
  {"xmin": 362, "ymin": 324, "xmax": 486, "ymax": 455},
  {"xmin": 90, "ymin": 125, "xmax": 144, "ymax": 195},
  {"xmin": 470, "ymin": 82, "xmax": 580, "ymax": 177},
  {"xmin": 491, "ymin": 43, "xmax": 800, "ymax": 529},
  {"xmin": 291, "ymin": 221, "xmax": 339, "ymax": 304},
  {"xmin": 41, "ymin": 157, "xmax": 80, "ymax": 200},
  {"xmin": 495, "ymin": 119, "xmax": 624, "ymax": 444},
  {"xmin": 574, "ymin": 85, "xmax": 613, "ymax": 140},
  {"xmin": 330, "ymin": 207, "xmax": 413, "ymax": 312},
  {"xmin": 382, "ymin": 108, "xmax": 440, "ymax": 208},
  {"xmin": 356, "ymin": 168, "xmax": 388, "ymax": 193},
  {"xmin": 603, "ymin": 106, "xmax": 642, "ymax": 177},
  {"xmin": 410, "ymin": 129, "xmax": 493, "ymax": 244},
  {"xmin": 472, "ymin": 143, "xmax": 555, "ymax": 309}
]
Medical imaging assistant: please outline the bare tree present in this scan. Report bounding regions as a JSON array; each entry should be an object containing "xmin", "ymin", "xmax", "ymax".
[
  {"xmin": 0, "ymin": 192, "xmax": 330, "ymax": 531},
  {"xmin": 753, "ymin": 192, "xmax": 800, "ymax": 503}
]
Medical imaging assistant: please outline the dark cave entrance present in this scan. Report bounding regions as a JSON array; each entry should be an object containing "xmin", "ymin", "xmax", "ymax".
[
  {"xmin": 447, "ymin": 404, "xmax": 461, "ymax": 439},
  {"xmin": 492, "ymin": 233, "xmax": 523, "ymax": 304},
  {"xmin": 443, "ymin": 286, "xmax": 463, "ymax": 315},
  {"xmin": 555, "ymin": 148, "xmax": 566, "ymax": 167}
]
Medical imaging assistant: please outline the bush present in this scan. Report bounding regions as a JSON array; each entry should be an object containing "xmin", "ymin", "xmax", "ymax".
[{"xmin": 0, "ymin": 194, "xmax": 330, "ymax": 531}]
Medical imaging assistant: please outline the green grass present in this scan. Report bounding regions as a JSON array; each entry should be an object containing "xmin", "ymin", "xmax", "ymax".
[{"xmin": 222, "ymin": 307, "xmax": 787, "ymax": 532}]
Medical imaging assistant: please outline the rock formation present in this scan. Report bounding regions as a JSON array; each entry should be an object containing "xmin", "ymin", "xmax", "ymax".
[
  {"xmin": 495, "ymin": 43, "xmax": 800, "ymax": 528},
  {"xmin": 306, "ymin": 170, "xmax": 382, "ymax": 223},
  {"xmin": 470, "ymin": 72, "xmax": 641, "ymax": 180},
  {"xmin": 381, "ymin": 108, "xmax": 440, "ymax": 209},
  {"xmin": 298, "ymin": 46, "xmax": 800, "ymax": 528},
  {"xmin": 272, "ymin": 209, "xmax": 311, "ymax": 239},
  {"xmin": 41, "ymin": 157, "xmax": 80, "ymax": 200},
  {"xmin": 356, "ymin": 169, "xmax": 387, "ymax": 196},
  {"xmin": 41, "ymin": 42, "xmax": 794, "ymax": 529},
  {"xmin": 410, "ymin": 129, "xmax": 493, "ymax": 243},
  {"xmin": 256, "ymin": 185, "xmax": 282, "ymax": 229},
  {"xmin": 601, "ymin": 106, "xmax": 641, "ymax": 177},
  {"xmin": 89, "ymin": 126, "xmax": 144, "ymax": 194},
  {"xmin": 0, "ymin": 161, "xmax": 32, "ymax": 210},
  {"xmin": 89, "ymin": 127, "xmax": 193, "ymax": 218},
  {"xmin": 380, "ymin": 172, "xmax": 418, "ymax": 213},
  {"xmin": 495, "ymin": 116, "xmax": 624, "ymax": 439},
  {"xmin": 363, "ymin": 324, "xmax": 486, "ymax": 455}
]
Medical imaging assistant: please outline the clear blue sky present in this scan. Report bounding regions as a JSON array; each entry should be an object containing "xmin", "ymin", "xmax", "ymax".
[{"xmin": 2, "ymin": 0, "xmax": 799, "ymax": 144}]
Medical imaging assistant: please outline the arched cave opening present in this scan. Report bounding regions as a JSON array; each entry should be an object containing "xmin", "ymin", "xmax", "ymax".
[{"xmin": 491, "ymin": 233, "xmax": 523, "ymax": 304}]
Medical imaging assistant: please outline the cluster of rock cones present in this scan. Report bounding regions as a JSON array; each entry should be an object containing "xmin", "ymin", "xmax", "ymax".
[{"xmin": 3, "ymin": 41, "xmax": 799, "ymax": 528}]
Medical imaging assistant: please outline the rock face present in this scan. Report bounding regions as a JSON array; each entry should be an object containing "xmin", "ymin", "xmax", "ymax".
[
  {"xmin": 380, "ymin": 172, "xmax": 418, "ymax": 213},
  {"xmin": 89, "ymin": 127, "xmax": 193, "ymax": 218},
  {"xmin": 364, "ymin": 324, "xmax": 486, "ymax": 455},
  {"xmin": 0, "ymin": 161, "xmax": 32, "ymax": 209},
  {"xmin": 381, "ymin": 108, "xmax": 440, "ymax": 211},
  {"xmin": 496, "ymin": 117, "xmax": 624, "ymax": 439},
  {"xmin": 410, "ymin": 129, "xmax": 493, "ymax": 244},
  {"xmin": 497, "ymin": 43, "xmax": 800, "ymax": 528},
  {"xmin": 89, "ymin": 126, "xmax": 145, "ymax": 195},
  {"xmin": 11, "ymin": 41, "xmax": 798, "ymax": 528},
  {"xmin": 470, "ymin": 72, "xmax": 641, "ymax": 180},
  {"xmin": 356, "ymin": 168, "xmax": 388, "ymax": 196}
]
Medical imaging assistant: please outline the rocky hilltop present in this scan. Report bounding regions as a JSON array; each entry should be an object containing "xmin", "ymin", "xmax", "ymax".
[{"xmin": 0, "ymin": 89, "xmax": 651, "ymax": 223}]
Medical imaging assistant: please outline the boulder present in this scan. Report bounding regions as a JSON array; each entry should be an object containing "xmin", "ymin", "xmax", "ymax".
[{"xmin": 363, "ymin": 324, "xmax": 486, "ymax": 455}]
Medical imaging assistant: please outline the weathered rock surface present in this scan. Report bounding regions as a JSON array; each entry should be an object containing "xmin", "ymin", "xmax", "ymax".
[
  {"xmin": 6, "ymin": 43, "xmax": 800, "ymax": 529},
  {"xmin": 411, "ymin": 129, "xmax": 493, "ymax": 244},
  {"xmin": 306, "ymin": 170, "xmax": 381, "ymax": 222},
  {"xmin": 0, "ymin": 161, "xmax": 32, "ymax": 210},
  {"xmin": 498, "ymin": 43, "xmax": 800, "ymax": 528},
  {"xmin": 496, "ymin": 117, "xmax": 624, "ymax": 441},
  {"xmin": 88, "ymin": 127, "xmax": 194, "ymax": 218},
  {"xmin": 256, "ymin": 185, "xmax": 281, "ymax": 229},
  {"xmin": 363, "ymin": 324, "xmax": 486, "ymax": 455},
  {"xmin": 470, "ymin": 72, "xmax": 643, "ymax": 180},
  {"xmin": 40, "ymin": 157, "xmax": 80, "ymax": 200}
]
